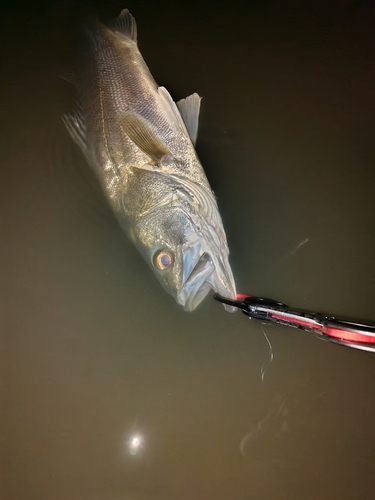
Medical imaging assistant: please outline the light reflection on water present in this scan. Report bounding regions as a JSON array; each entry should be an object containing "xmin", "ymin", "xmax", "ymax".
[
  {"xmin": 239, "ymin": 393, "xmax": 289, "ymax": 462},
  {"xmin": 3, "ymin": 1, "xmax": 375, "ymax": 499}
]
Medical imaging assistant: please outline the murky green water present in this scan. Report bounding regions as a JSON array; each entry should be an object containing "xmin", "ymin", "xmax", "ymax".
[{"xmin": 3, "ymin": 1, "xmax": 375, "ymax": 499}]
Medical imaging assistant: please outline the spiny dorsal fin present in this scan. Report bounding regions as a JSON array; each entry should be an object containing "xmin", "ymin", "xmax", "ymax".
[
  {"xmin": 62, "ymin": 102, "xmax": 87, "ymax": 152},
  {"xmin": 176, "ymin": 93, "xmax": 202, "ymax": 146},
  {"xmin": 108, "ymin": 9, "xmax": 137, "ymax": 42},
  {"xmin": 120, "ymin": 113, "xmax": 170, "ymax": 164}
]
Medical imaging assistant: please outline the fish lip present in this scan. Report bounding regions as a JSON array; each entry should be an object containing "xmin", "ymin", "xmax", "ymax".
[
  {"xmin": 206, "ymin": 254, "xmax": 237, "ymax": 312},
  {"xmin": 178, "ymin": 252, "xmax": 216, "ymax": 311},
  {"xmin": 177, "ymin": 249, "xmax": 236, "ymax": 312}
]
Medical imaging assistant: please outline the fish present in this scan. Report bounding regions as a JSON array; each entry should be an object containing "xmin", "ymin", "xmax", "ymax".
[{"xmin": 63, "ymin": 9, "xmax": 236, "ymax": 311}]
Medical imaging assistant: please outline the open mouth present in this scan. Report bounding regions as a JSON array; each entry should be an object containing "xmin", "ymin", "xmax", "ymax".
[
  {"xmin": 178, "ymin": 251, "xmax": 236, "ymax": 312},
  {"xmin": 178, "ymin": 252, "xmax": 215, "ymax": 311}
]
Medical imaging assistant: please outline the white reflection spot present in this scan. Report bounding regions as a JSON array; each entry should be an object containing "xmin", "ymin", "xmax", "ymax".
[{"xmin": 128, "ymin": 434, "xmax": 144, "ymax": 455}]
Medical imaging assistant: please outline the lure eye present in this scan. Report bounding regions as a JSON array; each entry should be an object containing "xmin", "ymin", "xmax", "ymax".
[{"xmin": 153, "ymin": 249, "xmax": 174, "ymax": 270}]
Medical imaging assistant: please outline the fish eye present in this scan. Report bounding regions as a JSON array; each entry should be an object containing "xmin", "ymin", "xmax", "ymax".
[{"xmin": 153, "ymin": 249, "xmax": 174, "ymax": 270}]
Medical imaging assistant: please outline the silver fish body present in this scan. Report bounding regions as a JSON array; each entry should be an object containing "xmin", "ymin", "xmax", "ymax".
[{"xmin": 63, "ymin": 9, "xmax": 236, "ymax": 311}]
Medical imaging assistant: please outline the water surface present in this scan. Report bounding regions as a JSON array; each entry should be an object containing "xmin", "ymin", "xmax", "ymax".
[{"xmin": 3, "ymin": 1, "xmax": 375, "ymax": 499}]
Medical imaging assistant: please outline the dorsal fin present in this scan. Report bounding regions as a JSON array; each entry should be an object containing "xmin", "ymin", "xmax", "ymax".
[
  {"xmin": 62, "ymin": 102, "xmax": 87, "ymax": 152},
  {"xmin": 108, "ymin": 9, "xmax": 137, "ymax": 42},
  {"xmin": 157, "ymin": 86, "xmax": 189, "ymax": 135},
  {"xmin": 120, "ymin": 112, "xmax": 170, "ymax": 164},
  {"xmin": 176, "ymin": 93, "xmax": 201, "ymax": 146}
]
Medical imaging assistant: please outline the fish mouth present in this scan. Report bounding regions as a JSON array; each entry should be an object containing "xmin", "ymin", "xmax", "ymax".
[
  {"xmin": 177, "ymin": 247, "xmax": 236, "ymax": 312},
  {"xmin": 173, "ymin": 178, "xmax": 236, "ymax": 312}
]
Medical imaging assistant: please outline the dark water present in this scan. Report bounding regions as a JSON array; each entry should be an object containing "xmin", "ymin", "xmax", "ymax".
[{"xmin": 3, "ymin": 1, "xmax": 375, "ymax": 499}]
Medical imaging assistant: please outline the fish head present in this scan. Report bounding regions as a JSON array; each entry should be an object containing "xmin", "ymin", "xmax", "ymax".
[{"xmin": 132, "ymin": 202, "xmax": 236, "ymax": 312}]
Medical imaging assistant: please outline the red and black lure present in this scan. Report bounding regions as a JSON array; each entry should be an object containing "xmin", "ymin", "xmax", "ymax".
[{"xmin": 214, "ymin": 293, "xmax": 375, "ymax": 352}]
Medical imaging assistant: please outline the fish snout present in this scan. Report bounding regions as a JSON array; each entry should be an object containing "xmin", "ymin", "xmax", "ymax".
[{"xmin": 178, "ymin": 247, "xmax": 236, "ymax": 312}]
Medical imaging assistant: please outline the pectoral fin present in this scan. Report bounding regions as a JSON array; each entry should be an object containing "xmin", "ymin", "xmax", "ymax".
[
  {"xmin": 176, "ymin": 93, "xmax": 201, "ymax": 146},
  {"xmin": 120, "ymin": 113, "xmax": 170, "ymax": 164}
]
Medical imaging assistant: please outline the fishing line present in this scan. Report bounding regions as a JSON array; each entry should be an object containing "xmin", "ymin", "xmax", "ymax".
[{"xmin": 260, "ymin": 324, "xmax": 274, "ymax": 383}]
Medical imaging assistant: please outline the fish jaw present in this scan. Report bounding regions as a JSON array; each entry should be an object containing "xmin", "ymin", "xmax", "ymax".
[
  {"xmin": 178, "ymin": 251, "xmax": 216, "ymax": 311},
  {"xmin": 177, "ymin": 240, "xmax": 237, "ymax": 312}
]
